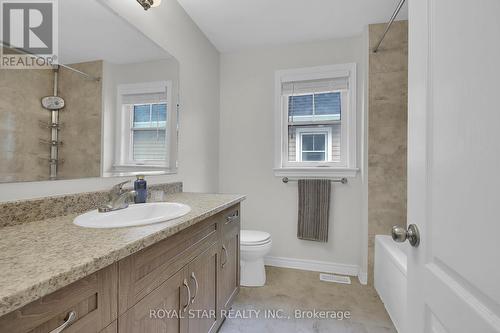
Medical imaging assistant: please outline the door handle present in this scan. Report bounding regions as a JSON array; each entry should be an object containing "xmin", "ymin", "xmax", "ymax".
[
  {"xmin": 190, "ymin": 272, "xmax": 199, "ymax": 304},
  {"xmin": 221, "ymin": 245, "xmax": 228, "ymax": 268},
  {"xmin": 391, "ymin": 224, "xmax": 420, "ymax": 247},
  {"xmin": 226, "ymin": 211, "xmax": 239, "ymax": 224},
  {"xmin": 49, "ymin": 311, "xmax": 76, "ymax": 333},
  {"xmin": 182, "ymin": 278, "xmax": 191, "ymax": 313}
]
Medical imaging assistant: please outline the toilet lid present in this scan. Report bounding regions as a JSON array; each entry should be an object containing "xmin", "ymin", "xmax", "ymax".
[{"xmin": 241, "ymin": 230, "xmax": 271, "ymax": 246}]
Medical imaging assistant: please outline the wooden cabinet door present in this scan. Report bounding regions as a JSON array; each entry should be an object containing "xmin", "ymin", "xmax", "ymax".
[
  {"xmin": 119, "ymin": 268, "xmax": 188, "ymax": 333},
  {"xmin": 219, "ymin": 208, "xmax": 240, "ymax": 311},
  {"xmin": 0, "ymin": 264, "xmax": 117, "ymax": 333},
  {"xmin": 186, "ymin": 243, "xmax": 219, "ymax": 333},
  {"xmin": 118, "ymin": 217, "xmax": 218, "ymax": 314}
]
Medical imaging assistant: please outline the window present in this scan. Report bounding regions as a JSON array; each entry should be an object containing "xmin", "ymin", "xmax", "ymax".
[
  {"xmin": 288, "ymin": 92, "xmax": 340, "ymax": 163},
  {"xmin": 274, "ymin": 64, "xmax": 357, "ymax": 178},
  {"xmin": 296, "ymin": 127, "xmax": 332, "ymax": 162},
  {"xmin": 131, "ymin": 103, "xmax": 167, "ymax": 161},
  {"xmin": 115, "ymin": 81, "xmax": 174, "ymax": 169}
]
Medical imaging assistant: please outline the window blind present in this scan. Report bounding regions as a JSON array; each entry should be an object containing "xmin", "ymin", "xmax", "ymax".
[
  {"xmin": 122, "ymin": 92, "xmax": 167, "ymax": 105},
  {"xmin": 282, "ymin": 76, "xmax": 349, "ymax": 95},
  {"xmin": 133, "ymin": 130, "xmax": 166, "ymax": 161}
]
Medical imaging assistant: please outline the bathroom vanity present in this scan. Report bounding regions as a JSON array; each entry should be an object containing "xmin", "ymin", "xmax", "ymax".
[
  {"xmin": 118, "ymin": 204, "xmax": 241, "ymax": 333},
  {"xmin": 0, "ymin": 191, "xmax": 244, "ymax": 333}
]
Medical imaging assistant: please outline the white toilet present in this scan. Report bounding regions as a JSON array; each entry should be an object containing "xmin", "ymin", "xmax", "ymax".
[{"xmin": 240, "ymin": 230, "xmax": 272, "ymax": 287}]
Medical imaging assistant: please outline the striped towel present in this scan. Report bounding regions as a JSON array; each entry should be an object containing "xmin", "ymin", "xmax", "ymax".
[{"xmin": 297, "ymin": 179, "xmax": 331, "ymax": 242}]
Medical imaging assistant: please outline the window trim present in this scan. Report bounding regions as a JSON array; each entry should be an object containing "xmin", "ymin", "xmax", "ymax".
[
  {"xmin": 114, "ymin": 81, "xmax": 173, "ymax": 169},
  {"xmin": 274, "ymin": 64, "xmax": 358, "ymax": 178}
]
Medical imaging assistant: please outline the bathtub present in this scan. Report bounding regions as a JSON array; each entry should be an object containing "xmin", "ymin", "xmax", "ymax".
[{"xmin": 374, "ymin": 235, "xmax": 407, "ymax": 333}]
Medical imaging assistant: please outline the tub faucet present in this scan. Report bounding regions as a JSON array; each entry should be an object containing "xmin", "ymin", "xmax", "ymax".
[{"xmin": 98, "ymin": 181, "xmax": 137, "ymax": 213}]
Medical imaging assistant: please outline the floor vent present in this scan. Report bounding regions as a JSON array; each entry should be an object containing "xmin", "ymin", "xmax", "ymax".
[{"xmin": 319, "ymin": 273, "xmax": 352, "ymax": 284}]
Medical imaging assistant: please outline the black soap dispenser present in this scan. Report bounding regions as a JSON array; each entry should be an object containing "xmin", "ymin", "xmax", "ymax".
[{"xmin": 134, "ymin": 175, "xmax": 147, "ymax": 204}]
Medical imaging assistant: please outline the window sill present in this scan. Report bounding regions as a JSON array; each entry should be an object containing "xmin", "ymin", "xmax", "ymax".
[
  {"xmin": 274, "ymin": 167, "xmax": 359, "ymax": 179},
  {"xmin": 113, "ymin": 164, "xmax": 167, "ymax": 169},
  {"xmin": 106, "ymin": 164, "xmax": 176, "ymax": 177},
  {"xmin": 103, "ymin": 170, "xmax": 176, "ymax": 178}
]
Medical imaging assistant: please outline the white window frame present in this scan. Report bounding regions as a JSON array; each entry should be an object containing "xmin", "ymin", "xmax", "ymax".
[
  {"xmin": 114, "ymin": 81, "xmax": 173, "ymax": 170},
  {"xmin": 295, "ymin": 127, "xmax": 332, "ymax": 162},
  {"xmin": 274, "ymin": 64, "xmax": 358, "ymax": 179}
]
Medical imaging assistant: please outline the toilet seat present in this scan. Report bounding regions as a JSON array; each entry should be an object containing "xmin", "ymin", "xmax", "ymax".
[{"xmin": 241, "ymin": 230, "xmax": 271, "ymax": 246}]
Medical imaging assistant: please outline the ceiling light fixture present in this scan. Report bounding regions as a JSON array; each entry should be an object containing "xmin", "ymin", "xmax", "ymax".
[{"xmin": 137, "ymin": 0, "xmax": 161, "ymax": 11}]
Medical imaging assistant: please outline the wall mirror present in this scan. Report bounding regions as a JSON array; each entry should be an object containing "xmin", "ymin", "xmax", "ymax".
[{"xmin": 0, "ymin": 0, "xmax": 179, "ymax": 183}]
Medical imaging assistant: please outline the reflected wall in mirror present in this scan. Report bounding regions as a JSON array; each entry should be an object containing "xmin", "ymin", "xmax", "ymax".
[{"xmin": 0, "ymin": 0, "xmax": 179, "ymax": 183}]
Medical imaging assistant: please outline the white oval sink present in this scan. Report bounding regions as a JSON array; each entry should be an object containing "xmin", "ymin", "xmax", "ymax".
[{"xmin": 74, "ymin": 202, "xmax": 191, "ymax": 229}]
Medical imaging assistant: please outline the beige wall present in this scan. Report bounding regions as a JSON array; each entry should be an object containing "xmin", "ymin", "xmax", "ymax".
[
  {"xmin": 219, "ymin": 37, "xmax": 365, "ymax": 274},
  {"xmin": 368, "ymin": 21, "xmax": 408, "ymax": 284},
  {"xmin": 0, "ymin": 68, "xmax": 52, "ymax": 182},
  {"xmin": 58, "ymin": 61, "xmax": 103, "ymax": 180},
  {"xmin": 0, "ymin": 61, "xmax": 102, "ymax": 182}
]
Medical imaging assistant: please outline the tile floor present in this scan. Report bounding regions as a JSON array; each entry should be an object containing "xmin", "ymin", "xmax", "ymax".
[{"xmin": 219, "ymin": 267, "xmax": 396, "ymax": 333}]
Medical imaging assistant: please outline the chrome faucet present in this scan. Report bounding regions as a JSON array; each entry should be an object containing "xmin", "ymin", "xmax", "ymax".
[{"xmin": 98, "ymin": 181, "xmax": 137, "ymax": 213}]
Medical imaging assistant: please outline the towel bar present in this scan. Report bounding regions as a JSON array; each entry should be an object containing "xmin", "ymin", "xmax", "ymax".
[{"xmin": 282, "ymin": 177, "xmax": 348, "ymax": 184}]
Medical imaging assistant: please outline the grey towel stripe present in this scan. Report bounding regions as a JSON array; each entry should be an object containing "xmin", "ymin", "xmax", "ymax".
[{"xmin": 297, "ymin": 179, "xmax": 331, "ymax": 242}]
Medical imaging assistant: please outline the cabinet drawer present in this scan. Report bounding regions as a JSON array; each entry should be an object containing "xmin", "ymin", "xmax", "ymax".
[
  {"xmin": 118, "ymin": 213, "xmax": 221, "ymax": 314},
  {"xmin": 0, "ymin": 264, "xmax": 117, "ymax": 333}
]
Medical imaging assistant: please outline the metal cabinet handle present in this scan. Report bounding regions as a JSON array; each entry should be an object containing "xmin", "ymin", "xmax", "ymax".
[
  {"xmin": 221, "ymin": 245, "xmax": 228, "ymax": 268},
  {"xmin": 182, "ymin": 278, "xmax": 191, "ymax": 313},
  {"xmin": 49, "ymin": 311, "xmax": 76, "ymax": 333},
  {"xmin": 225, "ymin": 211, "xmax": 239, "ymax": 224},
  {"xmin": 190, "ymin": 272, "xmax": 199, "ymax": 304}
]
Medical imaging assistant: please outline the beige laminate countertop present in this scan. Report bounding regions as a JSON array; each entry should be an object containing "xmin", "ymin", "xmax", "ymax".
[{"xmin": 0, "ymin": 192, "xmax": 245, "ymax": 317}]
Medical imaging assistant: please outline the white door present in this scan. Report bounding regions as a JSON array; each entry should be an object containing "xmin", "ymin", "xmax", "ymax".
[{"xmin": 407, "ymin": 0, "xmax": 500, "ymax": 332}]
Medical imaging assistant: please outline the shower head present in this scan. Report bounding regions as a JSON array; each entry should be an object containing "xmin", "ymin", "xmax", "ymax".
[{"xmin": 42, "ymin": 96, "xmax": 65, "ymax": 110}]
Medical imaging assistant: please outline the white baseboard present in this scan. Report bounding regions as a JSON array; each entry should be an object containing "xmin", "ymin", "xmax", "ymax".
[
  {"xmin": 264, "ymin": 256, "xmax": 360, "ymax": 277},
  {"xmin": 357, "ymin": 271, "xmax": 368, "ymax": 285}
]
